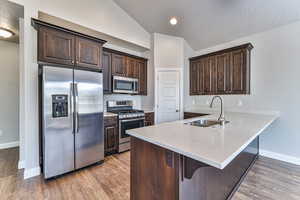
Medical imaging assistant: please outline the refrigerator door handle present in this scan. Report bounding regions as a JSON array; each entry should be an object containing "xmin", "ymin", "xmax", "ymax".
[
  {"xmin": 74, "ymin": 83, "xmax": 79, "ymax": 133},
  {"xmin": 70, "ymin": 83, "xmax": 75, "ymax": 134}
]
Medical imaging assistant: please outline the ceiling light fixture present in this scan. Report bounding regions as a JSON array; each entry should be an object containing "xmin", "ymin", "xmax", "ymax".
[
  {"xmin": 170, "ymin": 17, "xmax": 178, "ymax": 26},
  {"xmin": 0, "ymin": 27, "xmax": 14, "ymax": 38}
]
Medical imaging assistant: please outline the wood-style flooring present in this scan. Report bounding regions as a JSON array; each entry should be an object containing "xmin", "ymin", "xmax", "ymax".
[{"xmin": 0, "ymin": 148, "xmax": 300, "ymax": 200}]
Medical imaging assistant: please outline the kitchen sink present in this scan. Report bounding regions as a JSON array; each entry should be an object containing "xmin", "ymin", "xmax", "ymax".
[{"xmin": 185, "ymin": 119, "xmax": 229, "ymax": 127}]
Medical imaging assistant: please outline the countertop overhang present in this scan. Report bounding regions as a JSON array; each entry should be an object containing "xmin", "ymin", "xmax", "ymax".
[{"xmin": 127, "ymin": 112, "xmax": 279, "ymax": 169}]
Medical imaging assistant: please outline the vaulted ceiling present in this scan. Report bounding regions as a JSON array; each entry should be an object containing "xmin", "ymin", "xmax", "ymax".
[{"xmin": 113, "ymin": 0, "xmax": 300, "ymax": 50}]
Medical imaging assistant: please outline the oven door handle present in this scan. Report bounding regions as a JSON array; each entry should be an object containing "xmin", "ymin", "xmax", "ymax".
[{"xmin": 120, "ymin": 118, "xmax": 145, "ymax": 123}]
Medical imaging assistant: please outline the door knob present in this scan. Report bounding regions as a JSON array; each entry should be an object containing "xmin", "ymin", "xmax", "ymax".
[{"xmin": 176, "ymin": 110, "xmax": 179, "ymax": 112}]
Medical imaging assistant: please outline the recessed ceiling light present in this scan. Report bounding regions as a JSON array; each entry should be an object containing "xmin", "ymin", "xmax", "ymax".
[
  {"xmin": 170, "ymin": 17, "xmax": 178, "ymax": 26},
  {"xmin": 0, "ymin": 27, "xmax": 14, "ymax": 38}
]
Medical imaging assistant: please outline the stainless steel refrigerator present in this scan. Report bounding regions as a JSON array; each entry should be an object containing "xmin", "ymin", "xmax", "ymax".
[{"xmin": 41, "ymin": 66, "xmax": 104, "ymax": 179}]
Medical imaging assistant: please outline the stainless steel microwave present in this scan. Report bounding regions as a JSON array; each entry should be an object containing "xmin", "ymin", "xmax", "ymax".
[{"xmin": 113, "ymin": 76, "xmax": 139, "ymax": 94}]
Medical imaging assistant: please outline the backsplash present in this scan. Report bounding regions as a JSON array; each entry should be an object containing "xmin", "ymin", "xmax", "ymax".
[{"xmin": 104, "ymin": 94, "xmax": 142, "ymax": 111}]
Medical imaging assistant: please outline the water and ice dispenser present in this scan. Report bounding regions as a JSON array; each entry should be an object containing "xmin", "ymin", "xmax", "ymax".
[{"xmin": 52, "ymin": 95, "xmax": 68, "ymax": 118}]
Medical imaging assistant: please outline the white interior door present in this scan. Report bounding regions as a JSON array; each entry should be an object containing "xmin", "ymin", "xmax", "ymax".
[{"xmin": 157, "ymin": 71, "xmax": 180, "ymax": 123}]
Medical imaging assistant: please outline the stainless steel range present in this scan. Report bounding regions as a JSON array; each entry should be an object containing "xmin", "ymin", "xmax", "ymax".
[{"xmin": 107, "ymin": 100, "xmax": 144, "ymax": 152}]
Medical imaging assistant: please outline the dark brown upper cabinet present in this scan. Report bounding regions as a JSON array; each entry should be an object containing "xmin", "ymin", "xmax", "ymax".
[
  {"xmin": 189, "ymin": 43, "xmax": 253, "ymax": 95},
  {"xmin": 112, "ymin": 53, "xmax": 126, "ymax": 76},
  {"xmin": 103, "ymin": 47, "xmax": 148, "ymax": 95},
  {"xmin": 216, "ymin": 53, "xmax": 231, "ymax": 94},
  {"xmin": 38, "ymin": 26, "xmax": 75, "ymax": 66},
  {"xmin": 138, "ymin": 60, "xmax": 147, "ymax": 95},
  {"xmin": 33, "ymin": 18, "xmax": 106, "ymax": 70},
  {"xmin": 102, "ymin": 51, "xmax": 112, "ymax": 94},
  {"xmin": 76, "ymin": 37, "xmax": 102, "ymax": 70},
  {"xmin": 126, "ymin": 57, "xmax": 139, "ymax": 78},
  {"xmin": 190, "ymin": 61, "xmax": 199, "ymax": 95},
  {"xmin": 231, "ymin": 49, "xmax": 249, "ymax": 94}
]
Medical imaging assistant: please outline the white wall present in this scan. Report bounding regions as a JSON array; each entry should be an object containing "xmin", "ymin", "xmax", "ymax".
[
  {"xmin": 8, "ymin": 0, "xmax": 152, "ymax": 179},
  {"xmin": 185, "ymin": 21, "xmax": 300, "ymax": 161},
  {"xmin": 183, "ymin": 40, "xmax": 195, "ymax": 107},
  {"xmin": 0, "ymin": 40, "xmax": 19, "ymax": 147},
  {"xmin": 154, "ymin": 33, "xmax": 184, "ymax": 68},
  {"xmin": 153, "ymin": 33, "xmax": 191, "ymax": 120},
  {"xmin": 141, "ymin": 48, "xmax": 154, "ymax": 109},
  {"xmin": 39, "ymin": 0, "xmax": 150, "ymax": 49},
  {"xmin": 18, "ymin": 18, "xmax": 25, "ymax": 168}
]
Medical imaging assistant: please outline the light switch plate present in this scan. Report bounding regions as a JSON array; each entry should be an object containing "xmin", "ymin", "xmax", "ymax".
[{"xmin": 0, "ymin": 130, "xmax": 3, "ymax": 136}]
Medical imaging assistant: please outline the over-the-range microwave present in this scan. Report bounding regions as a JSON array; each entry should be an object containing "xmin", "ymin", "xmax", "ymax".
[{"xmin": 113, "ymin": 76, "xmax": 139, "ymax": 94}]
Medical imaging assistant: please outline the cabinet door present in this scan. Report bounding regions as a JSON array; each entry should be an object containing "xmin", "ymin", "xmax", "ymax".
[
  {"xmin": 138, "ymin": 60, "xmax": 147, "ymax": 95},
  {"xmin": 126, "ymin": 57, "xmax": 138, "ymax": 78},
  {"xmin": 38, "ymin": 27, "xmax": 75, "ymax": 65},
  {"xmin": 145, "ymin": 112, "xmax": 154, "ymax": 126},
  {"xmin": 75, "ymin": 37, "xmax": 102, "ymax": 70},
  {"xmin": 216, "ymin": 53, "xmax": 231, "ymax": 94},
  {"xmin": 104, "ymin": 125, "xmax": 118, "ymax": 155},
  {"xmin": 112, "ymin": 54, "xmax": 126, "ymax": 76},
  {"xmin": 202, "ymin": 58, "xmax": 212, "ymax": 94},
  {"xmin": 126, "ymin": 57, "xmax": 140, "ymax": 78},
  {"xmin": 190, "ymin": 61, "xmax": 199, "ymax": 95},
  {"xmin": 133, "ymin": 59, "xmax": 140, "ymax": 78},
  {"xmin": 231, "ymin": 49, "xmax": 247, "ymax": 93},
  {"xmin": 102, "ymin": 52, "xmax": 112, "ymax": 93}
]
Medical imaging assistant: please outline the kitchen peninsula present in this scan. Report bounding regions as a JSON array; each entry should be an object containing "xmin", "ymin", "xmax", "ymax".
[{"xmin": 127, "ymin": 112, "xmax": 278, "ymax": 200}]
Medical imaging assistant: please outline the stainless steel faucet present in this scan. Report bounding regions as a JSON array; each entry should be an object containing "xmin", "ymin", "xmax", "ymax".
[{"xmin": 210, "ymin": 96, "xmax": 226, "ymax": 126}]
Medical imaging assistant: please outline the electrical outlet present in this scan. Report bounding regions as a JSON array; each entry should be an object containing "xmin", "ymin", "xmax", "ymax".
[{"xmin": 192, "ymin": 100, "xmax": 195, "ymax": 105}]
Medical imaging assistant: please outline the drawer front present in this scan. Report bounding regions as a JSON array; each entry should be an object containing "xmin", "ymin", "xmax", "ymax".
[{"xmin": 104, "ymin": 116, "xmax": 118, "ymax": 127}]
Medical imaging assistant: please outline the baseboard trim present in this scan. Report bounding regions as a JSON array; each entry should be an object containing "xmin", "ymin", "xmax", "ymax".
[
  {"xmin": 260, "ymin": 149, "xmax": 300, "ymax": 166},
  {"xmin": 18, "ymin": 160, "xmax": 25, "ymax": 169},
  {"xmin": 0, "ymin": 141, "xmax": 19, "ymax": 149},
  {"xmin": 24, "ymin": 166, "xmax": 41, "ymax": 179}
]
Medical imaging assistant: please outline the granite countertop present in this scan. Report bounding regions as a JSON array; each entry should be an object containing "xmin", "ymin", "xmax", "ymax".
[{"xmin": 127, "ymin": 112, "xmax": 279, "ymax": 169}]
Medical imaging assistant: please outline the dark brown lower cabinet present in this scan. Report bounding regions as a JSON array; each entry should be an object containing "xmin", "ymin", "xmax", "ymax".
[
  {"xmin": 131, "ymin": 137, "xmax": 259, "ymax": 200},
  {"xmin": 104, "ymin": 116, "xmax": 118, "ymax": 156},
  {"xmin": 184, "ymin": 112, "xmax": 208, "ymax": 119},
  {"xmin": 144, "ymin": 112, "xmax": 154, "ymax": 126},
  {"xmin": 131, "ymin": 137, "xmax": 179, "ymax": 200}
]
